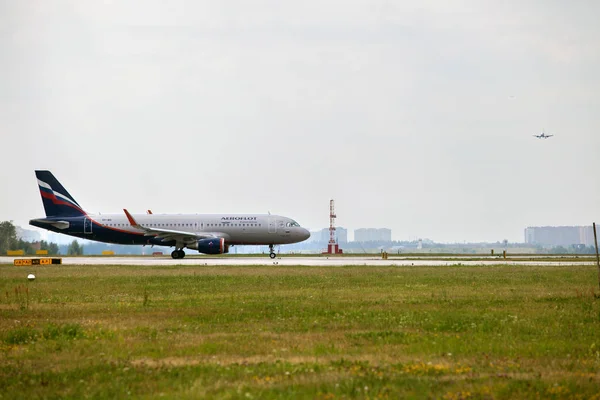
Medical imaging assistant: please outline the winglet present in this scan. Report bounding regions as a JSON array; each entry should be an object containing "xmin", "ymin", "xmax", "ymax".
[
  {"xmin": 147, "ymin": 209, "xmax": 153, "ymax": 215},
  {"xmin": 123, "ymin": 209, "xmax": 141, "ymax": 227}
]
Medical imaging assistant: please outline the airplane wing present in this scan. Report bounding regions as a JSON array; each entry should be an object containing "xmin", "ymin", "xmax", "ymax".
[
  {"xmin": 547, "ymin": 135, "xmax": 554, "ymax": 137},
  {"xmin": 123, "ymin": 209, "xmax": 216, "ymax": 245}
]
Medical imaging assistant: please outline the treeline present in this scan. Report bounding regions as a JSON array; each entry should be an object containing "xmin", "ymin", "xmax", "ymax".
[
  {"xmin": 538, "ymin": 245, "xmax": 598, "ymax": 255},
  {"xmin": 286, "ymin": 238, "xmax": 600, "ymax": 254},
  {"xmin": 0, "ymin": 221, "xmax": 56, "ymax": 255},
  {"xmin": 0, "ymin": 220, "xmax": 83, "ymax": 256}
]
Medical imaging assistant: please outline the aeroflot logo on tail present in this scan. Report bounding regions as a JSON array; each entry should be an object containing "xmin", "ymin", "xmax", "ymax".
[{"xmin": 221, "ymin": 217, "xmax": 257, "ymax": 221}]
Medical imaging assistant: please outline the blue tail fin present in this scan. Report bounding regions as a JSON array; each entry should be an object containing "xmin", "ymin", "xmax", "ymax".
[{"xmin": 35, "ymin": 170, "xmax": 86, "ymax": 217}]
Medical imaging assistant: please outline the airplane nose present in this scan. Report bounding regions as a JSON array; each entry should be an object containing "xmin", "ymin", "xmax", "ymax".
[{"xmin": 301, "ymin": 228, "xmax": 310, "ymax": 241}]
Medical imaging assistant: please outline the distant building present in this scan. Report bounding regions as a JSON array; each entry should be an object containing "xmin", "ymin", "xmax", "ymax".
[
  {"xmin": 308, "ymin": 227, "xmax": 348, "ymax": 244},
  {"xmin": 354, "ymin": 228, "xmax": 392, "ymax": 242},
  {"xmin": 524, "ymin": 226, "xmax": 596, "ymax": 246}
]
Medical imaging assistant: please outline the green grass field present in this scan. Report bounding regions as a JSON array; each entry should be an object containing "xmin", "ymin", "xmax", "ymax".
[{"xmin": 1, "ymin": 263, "xmax": 599, "ymax": 399}]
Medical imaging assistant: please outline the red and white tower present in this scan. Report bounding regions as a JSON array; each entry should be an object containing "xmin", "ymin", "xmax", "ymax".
[{"xmin": 325, "ymin": 199, "xmax": 343, "ymax": 254}]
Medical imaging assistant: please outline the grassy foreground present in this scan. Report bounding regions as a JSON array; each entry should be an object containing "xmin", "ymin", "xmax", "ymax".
[{"xmin": 1, "ymin": 264, "xmax": 599, "ymax": 399}]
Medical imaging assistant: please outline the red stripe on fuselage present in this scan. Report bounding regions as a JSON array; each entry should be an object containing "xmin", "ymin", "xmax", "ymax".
[
  {"xmin": 40, "ymin": 191, "xmax": 147, "ymax": 238},
  {"xmin": 39, "ymin": 190, "xmax": 154, "ymax": 243},
  {"xmin": 40, "ymin": 191, "xmax": 87, "ymax": 215}
]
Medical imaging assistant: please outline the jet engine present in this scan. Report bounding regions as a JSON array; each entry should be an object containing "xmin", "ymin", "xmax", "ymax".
[{"xmin": 196, "ymin": 238, "xmax": 228, "ymax": 255}]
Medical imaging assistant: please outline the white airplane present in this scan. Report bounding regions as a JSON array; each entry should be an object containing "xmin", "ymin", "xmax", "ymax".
[
  {"xmin": 29, "ymin": 171, "xmax": 310, "ymax": 259},
  {"xmin": 533, "ymin": 130, "xmax": 553, "ymax": 139}
]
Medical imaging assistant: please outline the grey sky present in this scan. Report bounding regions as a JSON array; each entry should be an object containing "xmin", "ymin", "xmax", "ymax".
[{"xmin": 1, "ymin": 0, "xmax": 599, "ymax": 243}]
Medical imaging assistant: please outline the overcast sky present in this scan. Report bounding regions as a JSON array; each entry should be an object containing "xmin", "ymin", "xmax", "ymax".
[{"xmin": 1, "ymin": 0, "xmax": 599, "ymax": 243}]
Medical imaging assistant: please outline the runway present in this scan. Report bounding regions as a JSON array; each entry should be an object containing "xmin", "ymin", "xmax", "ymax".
[{"xmin": 0, "ymin": 256, "xmax": 595, "ymax": 267}]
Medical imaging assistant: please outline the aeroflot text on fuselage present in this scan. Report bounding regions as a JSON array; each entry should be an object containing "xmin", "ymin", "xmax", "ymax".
[{"xmin": 221, "ymin": 217, "xmax": 258, "ymax": 221}]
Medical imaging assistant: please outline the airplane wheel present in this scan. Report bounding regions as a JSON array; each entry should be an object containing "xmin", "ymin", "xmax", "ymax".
[
  {"xmin": 171, "ymin": 250, "xmax": 179, "ymax": 259},
  {"xmin": 269, "ymin": 252, "xmax": 276, "ymax": 259},
  {"xmin": 178, "ymin": 250, "xmax": 185, "ymax": 259}
]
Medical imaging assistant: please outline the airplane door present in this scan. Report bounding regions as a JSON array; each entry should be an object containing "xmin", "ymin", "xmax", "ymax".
[
  {"xmin": 268, "ymin": 218, "xmax": 277, "ymax": 234},
  {"xmin": 84, "ymin": 218, "xmax": 93, "ymax": 234}
]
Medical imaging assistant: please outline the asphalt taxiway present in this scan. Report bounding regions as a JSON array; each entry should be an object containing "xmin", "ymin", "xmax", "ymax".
[{"xmin": 0, "ymin": 256, "xmax": 595, "ymax": 267}]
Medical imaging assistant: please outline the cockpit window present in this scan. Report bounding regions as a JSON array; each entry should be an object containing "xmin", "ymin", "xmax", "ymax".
[{"xmin": 287, "ymin": 220, "xmax": 301, "ymax": 227}]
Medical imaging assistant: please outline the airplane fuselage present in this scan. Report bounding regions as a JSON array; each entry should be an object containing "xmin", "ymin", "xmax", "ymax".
[
  {"xmin": 30, "ymin": 213, "xmax": 309, "ymax": 248},
  {"xmin": 29, "ymin": 170, "xmax": 310, "ymax": 258}
]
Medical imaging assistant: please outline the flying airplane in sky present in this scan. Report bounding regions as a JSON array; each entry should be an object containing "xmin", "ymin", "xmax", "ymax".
[
  {"xmin": 29, "ymin": 171, "xmax": 310, "ymax": 259},
  {"xmin": 533, "ymin": 130, "xmax": 554, "ymax": 139}
]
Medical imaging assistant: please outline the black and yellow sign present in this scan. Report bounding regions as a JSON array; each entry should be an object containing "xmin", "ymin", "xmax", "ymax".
[{"xmin": 14, "ymin": 258, "xmax": 62, "ymax": 266}]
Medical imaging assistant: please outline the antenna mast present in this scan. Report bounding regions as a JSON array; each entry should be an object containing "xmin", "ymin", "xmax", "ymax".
[
  {"xmin": 329, "ymin": 199, "xmax": 336, "ymax": 245},
  {"xmin": 323, "ymin": 199, "xmax": 343, "ymax": 254}
]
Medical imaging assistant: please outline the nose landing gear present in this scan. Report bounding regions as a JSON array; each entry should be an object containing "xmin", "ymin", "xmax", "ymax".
[{"xmin": 269, "ymin": 244, "xmax": 276, "ymax": 259}]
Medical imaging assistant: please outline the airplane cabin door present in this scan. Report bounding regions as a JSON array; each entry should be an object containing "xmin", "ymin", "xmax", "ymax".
[
  {"xmin": 268, "ymin": 218, "xmax": 277, "ymax": 234},
  {"xmin": 84, "ymin": 218, "xmax": 93, "ymax": 234}
]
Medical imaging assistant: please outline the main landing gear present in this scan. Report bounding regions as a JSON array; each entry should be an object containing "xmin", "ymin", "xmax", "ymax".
[
  {"xmin": 171, "ymin": 249, "xmax": 185, "ymax": 259},
  {"xmin": 269, "ymin": 244, "xmax": 276, "ymax": 259}
]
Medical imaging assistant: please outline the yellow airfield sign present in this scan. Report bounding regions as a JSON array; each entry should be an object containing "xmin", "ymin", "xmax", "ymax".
[{"xmin": 14, "ymin": 258, "xmax": 62, "ymax": 266}]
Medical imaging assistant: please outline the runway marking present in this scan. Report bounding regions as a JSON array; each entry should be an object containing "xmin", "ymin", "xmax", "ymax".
[{"xmin": 1, "ymin": 256, "xmax": 594, "ymax": 267}]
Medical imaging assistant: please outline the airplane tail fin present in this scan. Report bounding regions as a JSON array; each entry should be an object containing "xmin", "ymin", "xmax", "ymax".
[{"xmin": 35, "ymin": 170, "xmax": 86, "ymax": 217}]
